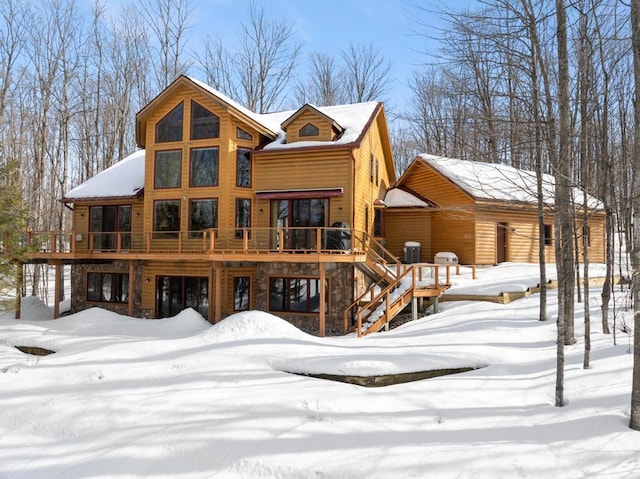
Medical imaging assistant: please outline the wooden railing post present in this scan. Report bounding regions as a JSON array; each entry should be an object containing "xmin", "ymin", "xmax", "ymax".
[
  {"xmin": 278, "ymin": 229, "xmax": 284, "ymax": 253},
  {"xmin": 243, "ymin": 229, "xmax": 249, "ymax": 251},
  {"xmin": 446, "ymin": 265, "xmax": 451, "ymax": 285},
  {"xmin": 357, "ymin": 311, "xmax": 363, "ymax": 337},
  {"xmin": 146, "ymin": 232, "xmax": 151, "ymax": 253},
  {"xmin": 434, "ymin": 265, "xmax": 439, "ymax": 288},
  {"xmin": 316, "ymin": 227, "xmax": 322, "ymax": 253}
]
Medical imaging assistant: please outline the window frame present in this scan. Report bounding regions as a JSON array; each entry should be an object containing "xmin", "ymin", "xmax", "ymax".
[
  {"xmin": 153, "ymin": 199, "xmax": 181, "ymax": 239},
  {"xmin": 235, "ymin": 198, "xmax": 251, "ymax": 239},
  {"xmin": 236, "ymin": 148, "xmax": 252, "ymax": 187},
  {"xmin": 233, "ymin": 276, "xmax": 251, "ymax": 311},
  {"xmin": 154, "ymin": 149, "xmax": 182, "ymax": 189},
  {"xmin": 86, "ymin": 272, "xmax": 129, "ymax": 304},
  {"xmin": 155, "ymin": 102, "xmax": 184, "ymax": 143},
  {"xmin": 268, "ymin": 276, "xmax": 328, "ymax": 314},
  {"xmin": 188, "ymin": 198, "xmax": 218, "ymax": 239},
  {"xmin": 299, "ymin": 123, "xmax": 319, "ymax": 137},
  {"xmin": 236, "ymin": 127, "xmax": 253, "ymax": 140},
  {"xmin": 190, "ymin": 100, "xmax": 220, "ymax": 140},
  {"xmin": 189, "ymin": 146, "xmax": 219, "ymax": 188}
]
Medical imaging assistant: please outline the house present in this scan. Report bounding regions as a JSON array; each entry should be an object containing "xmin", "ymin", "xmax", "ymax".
[
  {"xmin": 21, "ymin": 76, "xmax": 454, "ymax": 337},
  {"xmin": 381, "ymin": 154, "xmax": 606, "ymax": 265}
]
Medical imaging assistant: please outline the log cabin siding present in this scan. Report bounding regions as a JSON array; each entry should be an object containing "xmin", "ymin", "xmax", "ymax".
[
  {"xmin": 430, "ymin": 210, "xmax": 476, "ymax": 264},
  {"xmin": 352, "ymin": 119, "xmax": 393, "ymax": 238},
  {"xmin": 252, "ymin": 148, "xmax": 353, "ymax": 229},
  {"xmin": 142, "ymin": 87, "xmax": 262, "ymax": 244},
  {"xmin": 384, "ymin": 210, "xmax": 432, "ymax": 262},
  {"xmin": 284, "ymin": 110, "xmax": 335, "ymax": 143}
]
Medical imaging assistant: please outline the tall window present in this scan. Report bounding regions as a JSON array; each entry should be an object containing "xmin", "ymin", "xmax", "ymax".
[
  {"xmin": 156, "ymin": 102, "xmax": 183, "ymax": 143},
  {"xmin": 236, "ymin": 148, "xmax": 252, "ymax": 187},
  {"xmin": 269, "ymin": 277, "xmax": 326, "ymax": 313},
  {"xmin": 543, "ymin": 224, "xmax": 553, "ymax": 246},
  {"xmin": 189, "ymin": 199, "xmax": 217, "ymax": 238},
  {"xmin": 190, "ymin": 147, "xmax": 218, "ymax": 187},
  {"xmin": 234, "ymin": 276, "xmax": 250, "ymax": 311},
  {"xmin": 191, "ymin": 101, "xmax": 219, "ymax": 140},
  {"xmin": 156, "ymin": 276, "xmax": 208, "ymax": 318},
  {"xmin": 154, "ymin": 200, "xmax": 180, "ymax": 239},
  {"xmin": 235, "ymin": 199, "xmax": 251, "ymax": 239},
  {"xmin": 87, "ymin": 272, "xmax": 129, "ymax": 303},
  {"xmin": 373, "ymin": 208, "xmax": 384, "ymax": 237},
  {"xmin": 299, "ymin": 123, "xmax": 319, "ymax": 137},
  {"xmin": 89, "ymin": 205, "xmax": 131, "ymax": 250},
  {"xmin": 154, "ymin": 150, "xmax": 182, "ymax": 189}
]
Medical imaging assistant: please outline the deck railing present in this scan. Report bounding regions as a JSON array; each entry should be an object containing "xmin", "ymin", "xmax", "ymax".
[{"xmin": 23, "ymin": 226, "xmax": 366, "ymax": 257}]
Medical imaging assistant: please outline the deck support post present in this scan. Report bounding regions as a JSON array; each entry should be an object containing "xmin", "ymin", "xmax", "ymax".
[
  {"xmin": 214, "ymin": 261, "xmax": 222, "ymax": 323},
  {"xmin": 15, "ymin": 263, "xmax": 23, "ymax": 320},
  {"xmin": 319, "ymin": 262, "xmax": 326, "ymax": 337},
  {"xmin": 208, "ymin": 262, "xmax": 215, "ymax": 324},
  {"xmin": 411, "ymin": 297, "xmax": 418, "ymax": 321},
  {"xmin": 128, "ymin": 261, "xmax": 135, "ymax": 317},
  {"xmin": 53, "ymin": 260, "xmax": 61, "ymax": 319},
  {"xmin": 432, "ymin": 296, "xmax": 439, "ymax": 314}
]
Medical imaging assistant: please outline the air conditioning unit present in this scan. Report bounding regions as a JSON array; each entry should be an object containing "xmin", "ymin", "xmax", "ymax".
[{"xmin": 434, "ymin": 252, "xmax": 458, "ymax": 265}]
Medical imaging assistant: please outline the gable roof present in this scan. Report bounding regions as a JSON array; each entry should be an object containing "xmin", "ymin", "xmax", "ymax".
[
  {"xmin": 62, "ymin": 150, "xmax": 145, "ymax": 203},
  {"xmin": 280, "ymin": 103, "xmax": 344, "ymax": 134},
  {"xmin": 415, "ymin": 154, "xmax": 602, "ymax": 209}
]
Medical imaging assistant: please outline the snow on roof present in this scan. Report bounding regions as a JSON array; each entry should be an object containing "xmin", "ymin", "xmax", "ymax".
[
  {"xmin": 420, "ymin": 154, "xmax": 602, "ymax": 209},
  {"xmin": 64, "ymin": 149, "xmax": 145, "ymax": 201},
  {"xmin": 187, "ymin": 76, "xmax": 284, "ymax": 134},
  {"xmin": 384, "ymin": 188, "xmax": 431, "ymax": 208},
  {"xmin": 261, "ymin": 101, "xmax": 379, "ymax": 150}
]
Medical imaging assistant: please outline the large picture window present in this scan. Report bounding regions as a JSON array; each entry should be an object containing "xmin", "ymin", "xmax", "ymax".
[
  {"xmin": 235, "ymin": 198, "xmax": 251, "ymax": 239},
  {"xmin": 191, "ymin": 101, "xmax": 220, "ymax": 140},
  {"xmin": 236, "ymin": 148, "xmax": 252, "ymax": 187},
  {"xmin": 154, "ymin": 150, "xmax": 182, "ymax": 189},
  {"xmin": 189, "ymin": 199, "xmax": 217, "ymax": 238},
  {"xmin": 269, "ymin": 277, "xmax": 326, "ymax": 313},
  {"xmin": 234, "ymin": 276, "xmax": 250, "ymax": 311},
  {"xmin": 87, "ymin": 272, "xmax": 129, "ymax": 303},
  {"xmin": 89, "ymin": 205, "xmax": 131, "ymax": 250},
  {"xmin": 190, "ymin": 147, "xmax": 219, "ymax": 187},
  {"xmin": 155, "ymin": 102, "xmax": 183, "ymax": 143},
  {"xmin": 154, "ymin": 200, "xmax": 180, "ymax": 239},
  {"xmin": 156, "ymin": 276, "xmax": 208, "ymax": 318}
]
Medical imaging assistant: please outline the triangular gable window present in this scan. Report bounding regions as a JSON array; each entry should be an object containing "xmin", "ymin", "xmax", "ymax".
[
  {"xmin": 156, "ymin": 102, "xmax": 183, "ymax": 143},
  {"xmin": 299, "ymin": 123, "xmax": 319, "ymax": 137},
  {"xmin": 191, "ymin": 101, "xmax": 220, "ymax": 140}
]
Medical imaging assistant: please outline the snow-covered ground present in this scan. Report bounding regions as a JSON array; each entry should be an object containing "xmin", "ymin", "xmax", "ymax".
[{"xmin": 0, "ymin": 263, "xmax": 637, "ymax": 478}]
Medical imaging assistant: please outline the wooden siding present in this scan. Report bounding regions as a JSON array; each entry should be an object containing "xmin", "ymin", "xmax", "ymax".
[
  {"xmin": 351, "ymin": 114, "xmax": 394, "ymax": 238},
  {"xmin": 284, "ymin": 110, "xmax": 335, "ymax": 143},
  {"xmin": 252, "ymin": 148, "xmax": 353, "ymax": 229},
  {"xmin": 142, "ymin": 86, "xmax": 263, "ymax": 247},
  {"xmin": 384, "ymin": 210, "xmax": 432, "ymax": 262},
  {"xmin": 72, "ymin": 198, "xmax": 144, "ymax": 252},
  {"xmin": 401, "ymin": 160, "xmax": 474, "ymax": 208},
  {"xmin": 430, "ymin": 210, "xmax": 476, "ymax": 264}
]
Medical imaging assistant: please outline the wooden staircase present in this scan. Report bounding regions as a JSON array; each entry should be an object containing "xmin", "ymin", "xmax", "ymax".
[{"xmin": 344, "ymin": 238, "xmax": 451, "ymax": 337}]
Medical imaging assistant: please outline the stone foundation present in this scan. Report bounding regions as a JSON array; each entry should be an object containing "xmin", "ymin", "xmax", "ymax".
[{"xmin": 253, "ymin": 262, "xmax": 356, "ymax": 336}]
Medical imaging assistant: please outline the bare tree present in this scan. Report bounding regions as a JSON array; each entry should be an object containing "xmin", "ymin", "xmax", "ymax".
[
  {"xmin": 629, "ymin": 0, "xmax": 640, "ymax": 431},
  {"xmin": 341, "ymin": 42, "xmax": 392, "ymax": 104},
  {"xmin": 294, "ymin": 51, "xmax": 346, "ymax": 106},
  {"xmin": 136, "ymin": 0, "xmax": 193, "ymax": 91}
]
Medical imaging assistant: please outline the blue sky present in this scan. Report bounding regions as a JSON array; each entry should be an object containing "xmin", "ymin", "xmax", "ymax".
[{"xmin": 192, "ymin": 0, "xmax": 478, "ymax": 112}]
